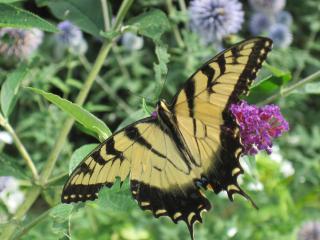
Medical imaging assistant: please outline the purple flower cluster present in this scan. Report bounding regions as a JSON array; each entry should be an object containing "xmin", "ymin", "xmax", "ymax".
[
  {"xmin": 189, "ymin": 0, "xmax": 244, "ymax": 44},
  {"xmin": 230, "ymin": 101, "xmax": 289, "ymax": 155},
  {"xmin": 248, "ymin": 0, "xmax": 293, "ymax": 48}
]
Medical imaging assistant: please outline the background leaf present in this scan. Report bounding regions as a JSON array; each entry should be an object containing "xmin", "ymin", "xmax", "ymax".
[
  {"xmin": 0, "ymin": 3, "xmax": 57, "ymax": 32},
  {"xmin": 0, "ymin": 63, "xmax": 28, "ymax": 117},
  {"xmin": 129, "ymin": 9, "xmax": 170, "ymax": 42},
  {"xmin": 0, "ymin": 153, "xmax": 28, "ymax": 179},
  {"xmin": 69, "ymin": 144, "xmax": 97, "ymax": 174},
  {"xmin": 41, "ymin": 0, "xmax": 104, "ymax": 36},
  {"xmin": 28, "ymin": 87, "xmax": 111, "ymax": 140}
]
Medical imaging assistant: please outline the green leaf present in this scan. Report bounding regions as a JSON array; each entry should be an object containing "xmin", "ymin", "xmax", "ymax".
[
  {"xmin": 97, "ymin": 180, "xmax": 136, "ymax": 212},
  {"xmin": 28, "ymin": 87, "xmax": 111, "ymax": 140},
  {"xmin": 69, "ymin": 144, "xmax": 97, "ymax": 174},
  {"xmin": 44, "ymin": 0, "xmax": 104, "ymax": 36},
  {"xmin": 0, "ymin": 153, "xmax": 28, "ymax": 179},
  {"xmin": 0, "ymin": 3, "xmax": 57, "ymax": 32},
  {"xmin": 248, "ymin": 65, "xmax": 292, "ymax": 102},
  {"xmin": 50, "ymin": 204, "xmax": 74, "ymax": 222},
  {"xmin": 128, "ymin": 9, "xmax": 170, "ymax": 42},
  {"xmin": 0, "ymin": 63, "xmax": 28, "ymax": 117},
  {"xmin": 49, "ymin": 204, "xmax": 74, "ymax": 236}
]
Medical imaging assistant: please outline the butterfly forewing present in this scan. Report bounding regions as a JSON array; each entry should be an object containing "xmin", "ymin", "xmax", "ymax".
[{"xmin": 171, "ymin": 37, "xmax": 272, "ymax": 200}]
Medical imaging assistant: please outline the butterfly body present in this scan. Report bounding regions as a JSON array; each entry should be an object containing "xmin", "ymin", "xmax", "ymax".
[{"xmin": 62, "ymin": 37, "xmax": 273, "ymax": 239}]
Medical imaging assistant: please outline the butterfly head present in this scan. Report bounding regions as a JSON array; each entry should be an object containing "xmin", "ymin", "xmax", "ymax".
[{"xmin": 153, "ymin": 100, "xmax": 171, "ymax": 120}]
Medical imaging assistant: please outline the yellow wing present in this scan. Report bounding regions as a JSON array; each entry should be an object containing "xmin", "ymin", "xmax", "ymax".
[
  {"xmin": 61, "ymin": 117, "xmax": 210, "ymax": 234},
  {"xmin": 62, "ymin": 37, "xmax": 273, "ymax": 239},
  {"xmin": 170, "ymin": 37, "xmax": 272, "ymax": 202}
]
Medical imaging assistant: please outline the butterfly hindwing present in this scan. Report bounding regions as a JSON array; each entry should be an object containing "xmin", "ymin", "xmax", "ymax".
[{"xmin": 62, "ymin": 117, "xmax": 211, "ymax": 233}]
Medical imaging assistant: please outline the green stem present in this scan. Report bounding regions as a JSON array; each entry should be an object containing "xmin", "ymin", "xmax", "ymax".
[
  {"xmin": 46, "ymin": 171, "xmax": 68, "ymax": 186},
  {"xmin": 178, "ymin": 0, "xmax": 187, "ymax": 12},
  {"xmin": 166, "ymin": 0, "xmax": 185, "ymax": 48},
  {"xmin": 260, "ymin": 70, "xmax": 320, "ymax": 105},
  {"xmin": 79, "ymin": 55, "xmax": 133, "ymax": 115},
  {"xmin": 113, "ymin": 0, "xmax": 134, "ymax": 31},
  {"xmin": 14, "ymin": 207, "xmax": 51, "ymax": 240},
  {"xmin": 0, "ymin": 114, "xmax": 39, "ymax": 180},
  {"xmin": 100, "ymin": 0, "xmax": 111, "ymax": 31}
]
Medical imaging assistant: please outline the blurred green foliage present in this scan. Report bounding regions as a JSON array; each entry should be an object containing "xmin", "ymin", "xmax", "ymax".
[{"xmin": 0, "ymin": 0, "xmax": 319, "ymax": 240}]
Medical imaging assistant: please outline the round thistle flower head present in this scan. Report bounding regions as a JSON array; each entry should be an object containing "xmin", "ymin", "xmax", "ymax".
[
  {"xmin": 0, "ymin": 28, "xmax": 43, "ymax": 61},
  {"xmin": 276, "ymin": 11, "xmax": 293, "ymax": 26},
  {"xmin": 249, "ymin": 12, "xmax": 273, "ymax": 35},
  {"xmin": 121, "ymin": 32, "xmax": 144, "ymax": 50},
  {"xmin": 189, "ymin": 0, "xmax": 244, "ymax": 44},
  {"xmin": 268, "ymin": 23, "xmax": 292, "ymax": 48},
  {"xmin": 230, "ymin": 100, "xmax": 289, "ymax": 155},
  {"xmin": 297, "ymin": 221, "xmax": 320, "ymax": 240},
  {"xmin": 249, "ymin": 0, "xmax": 286, "ymax": 14},
  {"xmin": 56, "ymin": 21, "xmax": 87, "ymax": 55}
]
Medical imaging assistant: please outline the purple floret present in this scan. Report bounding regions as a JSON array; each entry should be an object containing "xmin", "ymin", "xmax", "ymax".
[{"xmin": 230, "ymin": 100, "xmax": 289, "ymax": 155}]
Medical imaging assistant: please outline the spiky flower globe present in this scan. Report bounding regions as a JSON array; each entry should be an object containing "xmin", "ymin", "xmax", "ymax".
[
  {"xmin": 121, "ymin": 32, "xmax": 144, "ymax": 51},
  {"xmin": 276, "ymin": 11, "xmax": 293, "ymax": 26},
  {"xmin": 0, "ymin": 28, "xmax": 43, "ymax": 62},
  {"xmin": 230, "ymin": 101, "xmax": 289, "ymax": 155},
  {"xmin": 249, "ymin": 0, "xmax": 286, "ymax": 14},
  {"xmin": 249, "ymin": 12, "xmax": 273, "ymax": 35},
  {"xmin": 189, "ymin": 0, "xmax": 244, "ymax": 44},
  {"xmin": 268, "ymin": 23, "xmax": 292, "ymax": 48},
  {"xmin": 55, "ymin": 21, "xmax": 87, "ymax": 55}
]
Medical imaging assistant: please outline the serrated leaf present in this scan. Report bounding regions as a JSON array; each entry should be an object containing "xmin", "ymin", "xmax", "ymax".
[
  {"xmin": 0, "ymin": 3, "xmax": 57, "ymax": 32},
  {"xmin": 69, "ymin": 144, "xmax": 97, "ymax": 174},
  {"xmin": 153, "ymin": 44, "xmax": 170, "ymax": 99},
  {"xmin": 50, "ymin": 204, "xmax": 74, "ymax": 222},
  {"xmin": 97, "ymin": 180, "xmax": 136, "ymax": 212},
  {"xmin": 129, "ymin": 9, "xmax": 170, "ymax": 42},
  {"xmin": 44, "ymin": 0, "xmax": 104, "ymax": 36},
  {"xmin": 28, "ymin": 87, "xmax": 111, "ymax": 140},
  {"xmin": 0, "ymin": 63, "xmax": 28, "ymax": 117}
]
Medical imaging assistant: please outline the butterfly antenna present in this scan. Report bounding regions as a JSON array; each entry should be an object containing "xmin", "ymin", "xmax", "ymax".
[
  {"xmin": 158, "ymin": 70, "xmax": 168, "ymax": 100},
  {"xmin": 124, "ymin": 87, "xmax": 156, "ymax": 105}
]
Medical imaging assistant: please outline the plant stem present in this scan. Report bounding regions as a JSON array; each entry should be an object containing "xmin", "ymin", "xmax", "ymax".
[
  {"xmin": 178, "ymin": 0, "xmax": 187, "ymax": 12},
  {"xmin": 166, "ymin": 0, "xmax": 185, "ymax": 48},
  {"xmin": 0, "ymin": 114, "xmax": 39, "ymax": 180},
  {"xmin": 113, "ymin": 0, "xmax": 134, "ymax": 31},
  {"xmin": 260, "ymin": 70, "xmax": 320, "ymax": 105},
  {"xmin": 14, "ymin": 207, "xmax": 51, "ymax": 240},
  {"xmin": 79, "ymin": 55, "xmax": 133, "ymax": 115},
  {"xmin": 101, "ymin": 0, "xmax": 111, "ymax": 31}
]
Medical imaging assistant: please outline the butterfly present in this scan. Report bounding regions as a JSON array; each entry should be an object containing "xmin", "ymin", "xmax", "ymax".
[{"xmin": 61, "ymin": 37, "xmax": 273, "ymax": 239}]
